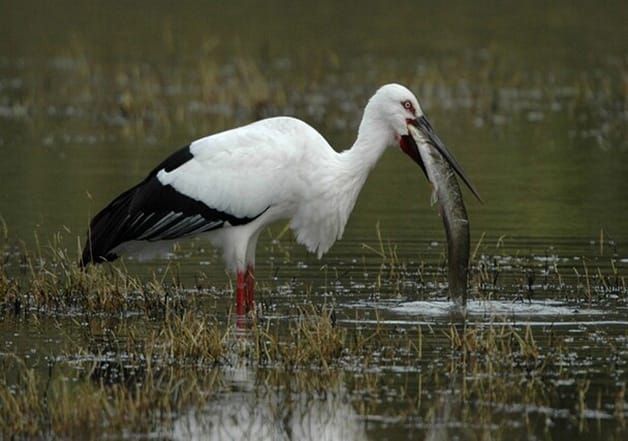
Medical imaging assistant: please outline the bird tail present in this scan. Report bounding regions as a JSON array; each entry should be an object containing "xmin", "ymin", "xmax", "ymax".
[{"xmin": 80, "ymin": 187, "xmax": 137, "ymax": 266}]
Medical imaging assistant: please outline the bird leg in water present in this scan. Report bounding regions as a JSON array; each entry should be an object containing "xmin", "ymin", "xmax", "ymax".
[
  {"xmin": 235, "ymin": 267, "xmax": 256, "ymax": 316},
  {"xmin": 245, "ymin": 265, "xmax": 255, "ymax": 311},
  {"xmin": 235, "ymin": 271, "xmax": 246, "ymax": 316}
]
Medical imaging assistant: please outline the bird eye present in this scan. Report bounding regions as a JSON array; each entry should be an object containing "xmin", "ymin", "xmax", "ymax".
[{"xmin": 403, "ymin": 100, "xmax": 413, "ymax": 111}]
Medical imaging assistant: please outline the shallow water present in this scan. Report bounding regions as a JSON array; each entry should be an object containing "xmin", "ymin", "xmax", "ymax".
[{"xmin": 1, "ymin": 1, "xmax": 627, "ymax": 439}]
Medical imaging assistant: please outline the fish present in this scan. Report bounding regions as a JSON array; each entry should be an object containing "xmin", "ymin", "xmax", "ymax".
[{"xmin": 408, "ymin": 124, "xmax": 474, "ymax": 307}]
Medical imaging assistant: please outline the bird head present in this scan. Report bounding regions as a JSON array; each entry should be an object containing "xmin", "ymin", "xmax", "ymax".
[{"xmin": 370, "ymin": 83, "xmax": 482, "ymax": 202}]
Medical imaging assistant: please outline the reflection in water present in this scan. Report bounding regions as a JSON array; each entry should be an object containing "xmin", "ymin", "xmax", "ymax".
[
  {"xmin": 288, "ymin": 392, "xmax": 367, "ymax": 441},
  {"xmin": 1, "ymin": 2, "xmax": 627, "ymax": 440},
  {"xmin": 424, "ymin": 395, "xmax": 454, "ymax": 441},
  {"xmin": 172, "ymin": 336, "xmax": 367, "ymax": 441},
  {"xmin": 173, "ymin": 394, "xmax": 287, "ymax": 441},
  {"xmin": 390, "ymin": 299, "xmax": 605, "ymax": 317},
  {"xmin": 172, "ymin": 386, "xmax": 368, "ymax": 441}
]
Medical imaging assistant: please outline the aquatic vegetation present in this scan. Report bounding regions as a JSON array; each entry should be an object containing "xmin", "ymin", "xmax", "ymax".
[
  {"xmin": 1, "ymin": 2, "xmax": 627, "ymax": 439},
  {"xmin": 0, "ymin": 230, "xmax": 625, "ymax": 441},
  {"xmin": 1, "ymin": 227, "xmax": 626, "ymax": 321},
  {"xmin": 359, "ymin": 225, "xmax": 627, "ymax": 308},
  {"xmin": 0, "ymin": 352, "xmax": 223, "ymax": 439},
  {"xmin": 0, "ymin": 233, "xmax": 196, "ymax": 317},
  {"xmin": 1, "ymin": 305, "xmax": 626, "ymax": 439},
  {"xmin": 2, "ymin": 34, "xmax": 626, "ymax": 154}
]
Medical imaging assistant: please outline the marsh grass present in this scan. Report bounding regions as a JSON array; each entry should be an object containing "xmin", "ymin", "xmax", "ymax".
[
  {"xmin": 0, "ymin": 230, "xmax": 626, "ymax": 439},
  {"xmin": 11, "ymin": 37, "xmax": 294, "ymax": 143},
  {"xmin": 359, "ymin": 225, "xmax": 627, "ymax": 305},
  {"xmin": 6, "ymin": 35, "xmax": 626, "ymax": 151},
  {"xmin": 1, "ymin": 310, "xmax": 626, "ymax": 439},
  {"xmin": 0, "ymin": 306, "xmax": 345, "ymax": 438},
  {"xmin": 0, "ymin": 353, "xmax": 223, "ymax": 439},
  {"xmin": 0, "ymin": 232, "xmax": 197, "ymax": 317}
]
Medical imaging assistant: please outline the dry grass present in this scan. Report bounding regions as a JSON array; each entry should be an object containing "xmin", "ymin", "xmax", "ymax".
[
  {"xmin": 5, "ymin": 35, "xmax": 626, "ymax": 152},
  {"xmin": 0, "ymin": 230, "xmax": 626, "ymax": 439},
  {"xmin": 1, "ymin": 310, "xmax": 626, "ymax": 439},
  {"xmin": 0, "ymin": 353, "xmax": 222, "ymax": 439},
  {"xmin": 11, "ymin": 37, "xmax": 293, "ymax": 143},
  {"xmin": 0, "ymin": 233, "xmax": 194, "ymax": 317},
  {"xmin": 359, "ymin": 225, "xmax": 628, "ymax": 305},
  {"xmin": 256, "ymin": 305, "xmax": 345, "ymax": 369}
]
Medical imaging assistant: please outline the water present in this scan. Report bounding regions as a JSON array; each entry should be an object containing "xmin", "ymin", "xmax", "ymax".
[{"xmin": 1, "ymin": 0, "xmax": 627, "ymax": 439}]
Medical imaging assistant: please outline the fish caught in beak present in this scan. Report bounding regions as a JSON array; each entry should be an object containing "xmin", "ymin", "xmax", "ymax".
[{"xmin": 400, "ymin": 116, "xmax": 482, "ymax": 203}]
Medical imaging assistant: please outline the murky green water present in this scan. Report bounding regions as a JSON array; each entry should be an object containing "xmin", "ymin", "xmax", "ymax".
[{"xmin": 1, "ymin": 1, "xmax": 627, "ymax": 439}]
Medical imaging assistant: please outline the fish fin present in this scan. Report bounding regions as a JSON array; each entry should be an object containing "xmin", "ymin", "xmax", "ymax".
[{"xmin": 430, "ymin": 186, "xmax": 439, "ymax": 206}]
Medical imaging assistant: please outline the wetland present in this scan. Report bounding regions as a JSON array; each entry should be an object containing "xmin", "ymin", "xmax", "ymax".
[{"xmin": 1, "ymin": 1, "xmax": 627, "ymax": 439}]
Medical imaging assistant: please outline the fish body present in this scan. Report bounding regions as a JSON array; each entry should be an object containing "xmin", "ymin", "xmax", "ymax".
[{"xmin": 412, "ymin": 127, "xmax": 470, "ymax": 306}]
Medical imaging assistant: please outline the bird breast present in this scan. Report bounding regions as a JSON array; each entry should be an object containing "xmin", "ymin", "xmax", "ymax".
[{"xmin": 289, "ymin": 160, "xmax": 367, "ymax": 259}]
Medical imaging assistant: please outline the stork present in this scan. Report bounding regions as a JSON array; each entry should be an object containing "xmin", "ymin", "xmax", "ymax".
[{"xmin": 81, "ymin": 84, "xmax": 480, "ymax": 315}]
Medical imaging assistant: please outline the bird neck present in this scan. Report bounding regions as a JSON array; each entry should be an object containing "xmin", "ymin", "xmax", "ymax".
[
  {"xmin": 326, "ymin": 110, "xmax": 392, "ymax": 220},
  {"xmin": 293, "ymin": 112, "xmax": 392, "ymax": 257},
  {"xmin": 340, "ymin": 108, "xmax": 392, "ymax": 177}
]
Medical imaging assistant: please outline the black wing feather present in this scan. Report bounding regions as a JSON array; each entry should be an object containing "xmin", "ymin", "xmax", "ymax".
[{"xmin": 81, "ymin": 145, "xmax": 263, "ymax": 265}]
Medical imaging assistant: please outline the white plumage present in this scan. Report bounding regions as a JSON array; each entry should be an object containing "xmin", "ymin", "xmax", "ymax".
[
  {"xmin": 82, "ymin": 83, "xmax": 476, "ymax": 314},
  {"xmin": 156, "ymin": 115, "xmax": 368, "ymax": 261}
]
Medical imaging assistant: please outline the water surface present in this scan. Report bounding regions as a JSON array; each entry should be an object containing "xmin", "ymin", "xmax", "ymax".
[{"xmin": 1, "ymin": 1, "xmax": 627, "ymax": 439}]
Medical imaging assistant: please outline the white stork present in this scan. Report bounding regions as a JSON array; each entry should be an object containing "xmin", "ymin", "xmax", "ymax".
[{"xmin": 81, "ymin": 83, "xmax": 480, "ymax": 315}]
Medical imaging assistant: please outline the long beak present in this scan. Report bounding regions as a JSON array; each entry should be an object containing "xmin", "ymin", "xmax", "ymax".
[{"xmin": 405, "ymin": 116, "xmax": 483, "ymax": 203}]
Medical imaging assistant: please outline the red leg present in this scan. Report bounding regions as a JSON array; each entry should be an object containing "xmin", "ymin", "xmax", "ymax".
[
  {"xmin": 235, "ymin": 270, "xmax": 247, "ymax": 316},
  {"xmin": 245, "ymin": 265, "xmax": 255, "ymax": 312}
]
